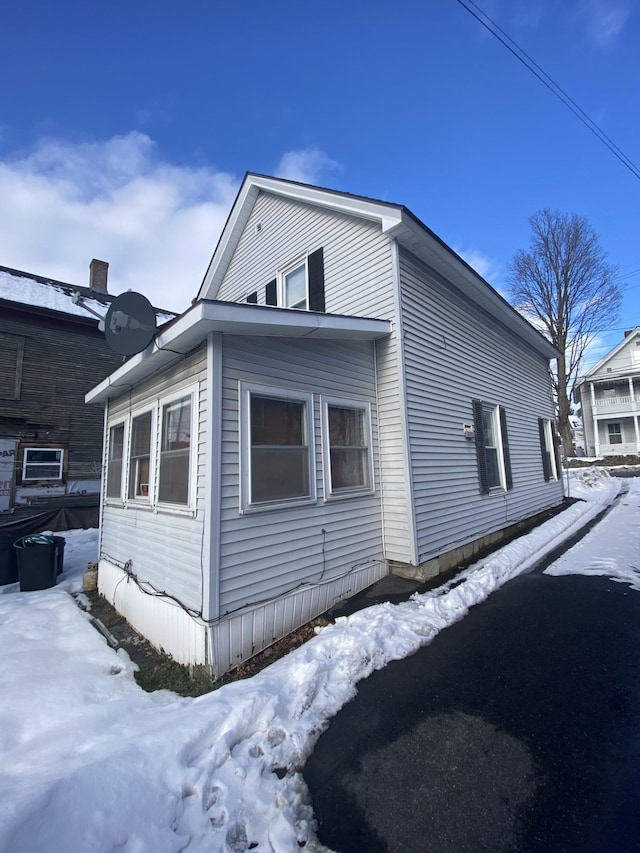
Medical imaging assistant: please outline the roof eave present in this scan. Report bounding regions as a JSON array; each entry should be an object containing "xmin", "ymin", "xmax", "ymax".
[
  {"xmin": 196, "ymin": 173, "xmax": 403, "ymax": 302},
  {"xmin": 86, "ymin": 301, "xmax": 391, "ymax": 405}
]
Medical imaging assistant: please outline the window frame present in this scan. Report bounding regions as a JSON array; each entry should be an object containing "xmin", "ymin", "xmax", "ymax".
[
  {"xmin": 278, "ymin": 256, "xmax": 309, "ymax": 310},
  {"xmin": 607, "ymin": 422, "xmax": 623, "ymax": 445},
  {"xmin": 105, "ymin": 422, "xmax": 127, "ymax": 501},
  {"xmin": 473, "ymin": 400, "xmax": 513, "ymax": 495},
  {"xmin": 22, "ymin": 447, "xmax": 65, "ymax": 482},
  {"xmin": 538, "ymin": 418, "xmax": 559, "ymax": 481},
  {"xmin": 127, "ymin": 407, "xmax": 156, "ymax": 502},
  {"xmin": 239, "ymin": 381, "xmax": 316, "ymax": 513},
  {"xmin": 156, "ymin": 387, "xmax": 198, "ymax": 511},
  {"xmin": 321, "ymin": 396, "xmax": 374, "ymax": 500}
]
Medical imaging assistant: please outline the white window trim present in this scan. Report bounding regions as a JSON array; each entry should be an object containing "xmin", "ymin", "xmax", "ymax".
[
  {"xmin": 156, "ymin": 385, "xmax": 199, "ymax": 513},
  {"xmin": 543, "ymin": 419, "xmax": 558, "ymax": 481},
  {"xmin": 239, "ymin": 381, "xmax": 316, "ymax": 514},
  {"xmin": 105, "ymin": 421, "xmax": 128, "ymax": 503},
  {"xmin": 104, "ymin": 383, "xmax": 198, "ymax": 515},
  {"xmin": 22, "ymin": 447, "xmax": 65, "ymax": 481},
  {"xmin": 126, "ymin": 405, "xmax": 157, "ymax": 504},
  {"xmin": 277, "ymin": 255, "xmax": 309, "ymax": 310},
  {"xmin": 321, "ymin": 396, "xmax": 374, "ymax": 500},
  {"xmin": 483, "ymin": 404, "xmax": 507, "ymax": 492}
]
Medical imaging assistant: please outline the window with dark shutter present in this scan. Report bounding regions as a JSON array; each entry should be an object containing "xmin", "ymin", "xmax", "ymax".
[
  {"xmin": 246, "ymin": 291, "xmax": 258, "ymax": 304},
  {"xmin": 473, "ymin": 400, "xmax": 512, "ymax": 493},
  {"xmin": 308, "ymin": 248, "xmax": 325, "ymax": 312},
  {"xmin": 539, "ymin": 418, "xmax": 551, "ymax": 481}
]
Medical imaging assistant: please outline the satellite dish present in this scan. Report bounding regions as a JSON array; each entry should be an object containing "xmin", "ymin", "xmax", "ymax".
[{"xmin": 104, "ymin": 292, "xmax": 156, "ymax": 356}]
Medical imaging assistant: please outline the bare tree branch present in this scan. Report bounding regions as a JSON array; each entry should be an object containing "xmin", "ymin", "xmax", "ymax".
[{"xmin": 507, "ymin": 209, "xmax": 621, "ymax": 455}]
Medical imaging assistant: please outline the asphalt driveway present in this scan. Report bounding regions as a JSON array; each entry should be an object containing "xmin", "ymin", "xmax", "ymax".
[{"xmin": 304, "ymin": 570, "xmax": 640, "ymax": 852}]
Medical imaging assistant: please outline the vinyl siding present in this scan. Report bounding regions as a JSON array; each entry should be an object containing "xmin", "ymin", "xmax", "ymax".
[
  {"xmin": 601, "ymin": 339, "xmax": 640, "ymax": 373},
  {"xmin": 217, "ymin": 191, "xmax": 397, "ymax": 320},
  {"xmin": 218, "ymin": 335, "xmax": 383, "ymax": 615},
  {"xmin": 100, "ymin": 346, "xmax": 208, "ymax": 612},
  {"xmin": 217, "ymin": 190, "xmax": 410, "ymax": 563},
  {"xmin": 399, "ymin": 248, "xmax": 563, "ymax": 564}
]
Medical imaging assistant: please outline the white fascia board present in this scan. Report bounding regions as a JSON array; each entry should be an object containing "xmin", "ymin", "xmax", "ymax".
[
  {"xmin": 197, "ymin": 174, "xmax": 403, "ymax": 301},
  {"xmin": 581, "ymin": 328, "xmax": 640, "ymax": 379},
  {"xmin": 86, "ymin": 301, "xmax": 391, "ymax": 404}
]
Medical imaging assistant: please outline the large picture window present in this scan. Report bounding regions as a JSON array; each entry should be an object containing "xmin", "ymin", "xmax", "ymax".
[
  {"xmin": 472, "ymin": 400, "xmax": 513, "ymax": 494},
  {"xmin": 128, "ymin": 411, "xmax": 153, "ymax": 499},
  {"xmin": 22, "ymin": 448, "xmax": 64, "ymax": 481},
  {"xmin": 158, "ymin": 395, "xmax": 193, "ymax": 505},
  {"xmin": 241, "ymin": 384, "xmax": 315, "ymax": 510},
  {"xmin": 106, "ymin": 424, "xmax": 125, "ymax": 498},
  {"xmin": 322, "ymin": 399, "xmax": 373, "ymax": 497}
]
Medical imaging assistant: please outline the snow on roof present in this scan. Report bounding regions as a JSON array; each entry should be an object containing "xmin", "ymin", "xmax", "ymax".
[{"xmin": 0, "ymin": 265, "xmax": 174, "ymax": 324}]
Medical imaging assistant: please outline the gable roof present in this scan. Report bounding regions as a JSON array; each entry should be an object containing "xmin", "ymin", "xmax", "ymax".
[
  {"xmin": 0, "ymin": 264, "xmax": 175, "ymax": 327},
  {"xmin": 197, "ymin": 173, "xmax": 559, "ymax": 360},
  {"xmin": 577, "ymin": 328, "xmax": 640, "ymax": 383}
]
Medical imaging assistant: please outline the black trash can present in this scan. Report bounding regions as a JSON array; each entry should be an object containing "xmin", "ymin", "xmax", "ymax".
[
  {"xmin": 51, "ymin": 536, "xmax": 66, "ymax": 576},
  {"xmin": 13, "ymin": 535, "xmax": 57, "ymax": 591},
  {"xmin": 0, "ymin": 534, "xmax": 19, "ymax": 586}
]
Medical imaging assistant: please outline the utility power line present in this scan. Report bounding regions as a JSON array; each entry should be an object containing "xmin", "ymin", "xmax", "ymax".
[{"xmin": 455, "ymin": 0, "xmax": 640, "ymax": 182}]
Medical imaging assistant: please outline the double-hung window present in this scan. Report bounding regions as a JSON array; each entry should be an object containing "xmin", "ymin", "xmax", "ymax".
[
  {"xmin": 241, "ymin": 383, "xmax": 315, "ymax": 510},
  {"xmin": 128, "ymin": 411, "xmax": 153, "ymax": 499},
  {"xmin": 473, "ymin": 400, "xmax": 513, "ymax": 494},
  {"xmin": 106, "ymin": 424, "xmax": 125, "ymax": 499},
  {"xmin": 106, "ymin": 387, "xmax": 196, "ymax": 510},
  {"xmin": 279, "ymin": 258, "xmax": 308, "ymax": 310},
  {"xmin": 607, "ymin": 422, "xmax": 622, "ymax": 445},
  {"xmin": 538, "ymin": 418, "xmax": 558, "ymax": 481},
  {"xmin": 22, "ymin": 448, "xmax": 64, "ymax": 481},
  {"xmin": 158, "ymin": 394, "xmax": 193, "ymax": 506},
  {"xmin": 322, "ymin": 398, "xmax": 373, "ymax": 497}
]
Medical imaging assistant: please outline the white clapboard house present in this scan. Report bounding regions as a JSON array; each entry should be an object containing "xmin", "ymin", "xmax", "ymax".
[
  {"xmin": 575, "ymin": 328, "xmax": 640, "ymax": 457},
  {"xmin": 86, "ymin": 174, "xmax": 563, "ymax": 675}
]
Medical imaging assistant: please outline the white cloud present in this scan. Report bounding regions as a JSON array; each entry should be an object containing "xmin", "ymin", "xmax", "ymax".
[
  {"xmin": 275, "ymin": 146, "xmax": 341, "ymax": 185},
  {"xmin": 0, "ymin": 133, "xmax": 239, "ymax": 313},
  {"xmin": 0, "ymin": 136, "xmax": 341, "ymax": 314},
  {"xmin": 456, "ymin": 247, "xmax": 502, "ymax": 286},
  {"xmin": 579, "ymin": 0, "xmax": 630, "ymax": 47}
]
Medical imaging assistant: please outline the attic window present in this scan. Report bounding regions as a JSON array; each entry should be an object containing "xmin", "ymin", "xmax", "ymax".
[
  {"xmin": 280, "ymin": 260, "xmax": 308, "ymax": 310},
  {"xmin": 270, "ymin": 248, "xmax": 325, "ymax": 312}
]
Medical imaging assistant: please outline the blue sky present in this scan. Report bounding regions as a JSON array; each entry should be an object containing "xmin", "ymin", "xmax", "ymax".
[{"xmin": 1, "ymin": 0, "xmax": 638, "ymax": 366}]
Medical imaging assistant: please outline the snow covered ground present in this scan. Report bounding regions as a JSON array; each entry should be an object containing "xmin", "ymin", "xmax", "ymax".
[{"xmin": 0, "ymin": 469, "xmax": 634, "ymax": 852}]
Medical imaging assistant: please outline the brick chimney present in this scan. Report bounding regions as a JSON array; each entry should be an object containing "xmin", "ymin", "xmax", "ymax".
[
  {"xmin": 89, "ymin": 259, "xmax": 109, "ymax": 293},
  {"xmin": 624, "ymin": 330, "xmax": 633, "ymax": 338}
]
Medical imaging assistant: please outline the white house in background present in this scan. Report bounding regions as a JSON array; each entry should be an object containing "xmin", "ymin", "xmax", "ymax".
[
  {"xmin": 575, "ymin": 328, "xmax": 640, "ymax": 457},
  {"xmin": 86, "ymin": 174, "xmax": 563, "ymax": 676}
]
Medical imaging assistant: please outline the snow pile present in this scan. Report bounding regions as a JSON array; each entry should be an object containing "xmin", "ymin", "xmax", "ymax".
[
  {"xmin": 0, "ymin": 473, "xmax": 625, "ymax": 851},
  {"xmin": 547, "ymin": 472, "xmax": 640, "ymax": 590}
]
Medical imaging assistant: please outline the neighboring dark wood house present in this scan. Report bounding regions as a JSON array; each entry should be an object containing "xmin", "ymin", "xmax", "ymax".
[{"xmin": 0, "ymin": 260, "xmax": 172, "ymax": 531}]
